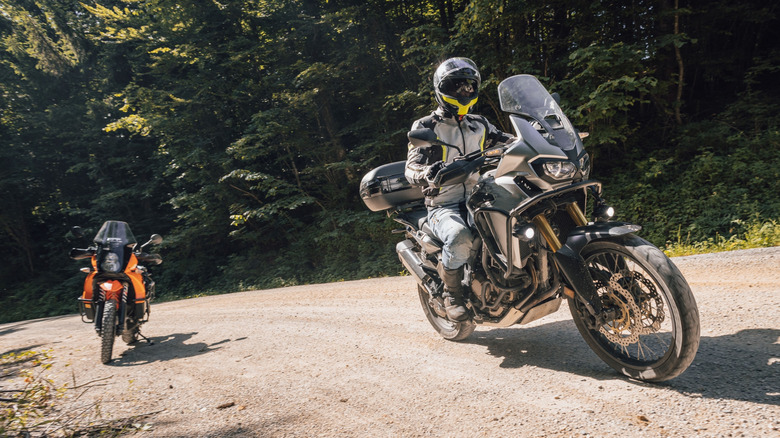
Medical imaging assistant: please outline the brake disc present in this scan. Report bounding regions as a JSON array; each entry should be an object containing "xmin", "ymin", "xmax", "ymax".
[
  {"xmin": 630, "ymin": 272, "xmax": 665, "ymax": 335},
  {"xmin": 598, "ymin": 273, "xmax": 642, "ymax": 346}
]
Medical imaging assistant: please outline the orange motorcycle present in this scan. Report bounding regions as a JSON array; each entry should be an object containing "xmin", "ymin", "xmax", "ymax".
[{"xmin": 70, "ymin": 221, "xmax": 162, "ymax": 364}]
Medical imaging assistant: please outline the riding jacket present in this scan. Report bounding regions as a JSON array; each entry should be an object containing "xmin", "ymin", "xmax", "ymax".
[{"xmin": 405, "ymin": 108, "xmax": 514, "ymax": 208}]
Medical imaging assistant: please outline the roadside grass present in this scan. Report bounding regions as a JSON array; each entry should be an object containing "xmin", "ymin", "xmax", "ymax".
[
  {"xmin": 1, "ymin": 350, "xmax": 155, "ymax": 437},
  {"xmin": 664, "ymin": 219, "xmax": 780, "ymax": 258}
]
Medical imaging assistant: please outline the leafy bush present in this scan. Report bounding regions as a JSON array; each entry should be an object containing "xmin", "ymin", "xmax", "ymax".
[
  {"xmin": 664, "ymin": 218, "xmax": 780, "ymax": 257},
  {"xmin": 603, "ymin": 121, "xmax": 780, "ymax": 248}
]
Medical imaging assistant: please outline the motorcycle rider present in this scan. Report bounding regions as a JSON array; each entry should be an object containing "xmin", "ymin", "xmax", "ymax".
[{"xmin": 405, "ymin": 57, "xmax": 515, "ymax": 321}]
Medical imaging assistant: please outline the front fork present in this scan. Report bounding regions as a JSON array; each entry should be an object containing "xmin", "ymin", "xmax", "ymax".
[
  {"xmin": 93, "ymin": 281, "xmax": 129, "ymax": 336},
  {"xmin": 532, "ymin": 203, "xmax": 609, "ymax": 324}
]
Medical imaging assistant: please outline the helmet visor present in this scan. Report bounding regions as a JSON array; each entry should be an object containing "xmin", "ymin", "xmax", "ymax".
[
  {"xmin": 441, "ymin": 78, "xmax": 478, "ymax": 98},
  {"xmin": 435, "ymin": 58, "xmax": 480, "ymax": 83}
]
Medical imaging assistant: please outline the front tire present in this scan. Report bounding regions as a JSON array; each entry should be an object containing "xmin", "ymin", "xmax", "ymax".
[
  {"xmin": 417, "ymin": 286, "xmax": 475, "ymax": 341},
  {"xmin": 100, "ymin": 300, "xmax": 117, "ymax": 364},
  {"xmin": 568, "ymin": 236, "xmax": 700, "ymax": 382}
]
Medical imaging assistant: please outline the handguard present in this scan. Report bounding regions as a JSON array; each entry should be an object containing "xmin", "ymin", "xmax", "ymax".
[
  {"xmin": 69, "ymin": 247, "xmax": 95, "ymax": 260},
  {"xmin": 431, "ymin": 158, "xmax": 484, "ymax": 187},
  {"xmin": 136, "ymin": 253, "xmax": 163, "ymax": 265}
]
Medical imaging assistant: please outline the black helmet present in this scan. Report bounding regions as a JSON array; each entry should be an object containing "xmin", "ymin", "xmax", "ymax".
[{"xmin": 433, "ymin": 57, "xmax": 481, "ymax": 117}]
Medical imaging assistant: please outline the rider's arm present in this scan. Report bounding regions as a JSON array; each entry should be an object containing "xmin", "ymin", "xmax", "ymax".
[
  {"xmin": 404, "ymin": 120, "xmax": 443, "ymax": 187},
  {"xmin": 405, "ymin": 145, "xmax": 438, "ymax": 186},
  {"xmin": 484, "ymin": 118, "xmax": 516, "ymax": 149}
]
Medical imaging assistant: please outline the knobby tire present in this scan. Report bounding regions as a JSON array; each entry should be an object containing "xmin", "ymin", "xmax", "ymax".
[{"xmin": 100, "ymin": 300, "xmax": 117, "ymax": 364}]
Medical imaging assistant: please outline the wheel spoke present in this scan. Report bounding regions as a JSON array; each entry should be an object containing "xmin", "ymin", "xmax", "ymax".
[
  {"xmin": 567, "ymin": 237, "xmax": 699, "ymax": 381},
  {"xmin": 581, "ymin": 247, "xmax": 676, "ymax": 365}
]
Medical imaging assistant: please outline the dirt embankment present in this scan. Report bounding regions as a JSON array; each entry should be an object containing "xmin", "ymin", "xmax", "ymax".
[{"xmin": 1, "ymin": 247, "xmax": 778, "ymax": 437}]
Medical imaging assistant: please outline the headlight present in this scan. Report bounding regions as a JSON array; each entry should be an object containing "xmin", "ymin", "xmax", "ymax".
[
  {"xmin": 101, "ymin": 252, "xmax": 121, "ymax": 272},
  {"xmin": 542, "ymin": 161, "xmax": 577, "ymax": 180}
]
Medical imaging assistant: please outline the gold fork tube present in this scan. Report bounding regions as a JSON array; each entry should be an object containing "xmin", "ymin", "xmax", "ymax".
[
  {"xmin": 533, "ymin": 203, "xmax": 587, "ymax": 252},
  {"xmin": 532, "ymin": 214, "xmax": 562, "ymax": 252},
  {"xmin": 566, "ymin": 203, "xmax": 588, "ymax": 227}
]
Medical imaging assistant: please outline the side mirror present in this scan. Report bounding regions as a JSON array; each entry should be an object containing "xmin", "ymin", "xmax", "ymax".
[
  {"xmin": 551, "ymin": 92, "xmax": 561, "ymax": 105},
  {"xmin": 407, "ymin": 128, "xmax": 457, "ymax": 149},
  {"xmin": 141, "ymin": 234, "xmax": 163, "ymax": 249},
  {"xmin": 407, "ymin": 128, "xmax": 440, "ymax": 148},
  {"xmin": 71, "ymin": 226, "xmax": 84, "ymax": 239}
]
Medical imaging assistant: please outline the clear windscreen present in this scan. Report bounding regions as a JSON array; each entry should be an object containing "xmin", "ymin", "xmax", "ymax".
[
  {"xmin": 93, "ymin": 221, "xmax": 137, "ymax": 246},
  {"xmin": 93, "ymin": 221, "xmax": 136, "ymax": 273},
  {"xmin": 498, "ymin": 74, "xmax": 582, "ymax": 152}
]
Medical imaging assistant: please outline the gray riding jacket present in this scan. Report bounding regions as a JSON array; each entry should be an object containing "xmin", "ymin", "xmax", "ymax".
[{"xmin": 405, "ymin": 108, "xmax": 514, "ymax": 208}]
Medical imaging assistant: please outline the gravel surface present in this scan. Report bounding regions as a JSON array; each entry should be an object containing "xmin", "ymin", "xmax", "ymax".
[{"xmin": 2, "ymin": 247, "xmax": 778, "ymax": 437}]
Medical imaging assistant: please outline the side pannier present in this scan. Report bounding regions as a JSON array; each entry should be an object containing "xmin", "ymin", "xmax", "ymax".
[{"xmin": 360, "ymin": 161, "xmax": 424, "ymax": 212}]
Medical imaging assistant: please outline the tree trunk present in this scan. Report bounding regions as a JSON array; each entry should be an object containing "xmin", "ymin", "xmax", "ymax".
[{"xmin": 674, "ymin": 0, "xmax": 684, "ymax": 125}]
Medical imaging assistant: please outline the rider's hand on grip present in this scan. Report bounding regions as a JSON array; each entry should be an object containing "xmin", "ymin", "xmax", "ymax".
[
  {"xmin": 431, "ymin": 160, "xmax": 473, "ymax": 187},
  {"xmin": 426, "ymin": 161, "xmax": 445, "ymax": 184}
]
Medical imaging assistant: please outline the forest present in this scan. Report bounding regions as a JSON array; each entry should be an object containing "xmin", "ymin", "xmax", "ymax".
[{"xmin": 1, "ymin": 0, "xmax": 778, "ymax": 323}]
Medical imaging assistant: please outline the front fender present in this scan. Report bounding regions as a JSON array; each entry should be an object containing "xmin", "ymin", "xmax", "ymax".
[
  {"xmin": 551, "ymin": 222, "xmax": 642, "ymax": 317},
  {"xmin": 563, "ymin": 222, "xmax": 642, "ymax": 255}
]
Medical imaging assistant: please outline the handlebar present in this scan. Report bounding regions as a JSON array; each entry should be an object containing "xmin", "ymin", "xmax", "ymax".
[
  {"xmin": 69, "ymin": 247, "xmax": 96, "ymax": 260},
  {"xmin": 69, "ymin": 247, "xmax": 162, "ymax": 265},
  {"xmin": 432, "ymin": 146, "xmax": 507, "ymax": 187},
  {"xmin": 409, "ymin": 128, "xmax": 507, "ymax": 187},
  {"xmin": 136, "ymin": 253, "xmax": 163, "ymax": 265}
]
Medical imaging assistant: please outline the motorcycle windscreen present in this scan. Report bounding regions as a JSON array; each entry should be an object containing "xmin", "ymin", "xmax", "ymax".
[
  {"xmin": 93, "ymin": 220, "xmax": 138, "ymax": 246},
  {"xmin": 93, "ymin": 221, "xmax": 136, "ymax": 273},
  {"xmin": 497, "ymin": 74, "xmax": 583, "ymax": 153}
]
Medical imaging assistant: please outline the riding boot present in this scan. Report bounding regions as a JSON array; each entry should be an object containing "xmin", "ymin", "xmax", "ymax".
[{"xmin": 437, "ymin": 264, "xmax": 469, "ymax": 321}]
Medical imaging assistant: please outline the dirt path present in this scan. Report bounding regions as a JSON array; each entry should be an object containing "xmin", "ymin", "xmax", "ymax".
[{"xmin": 2, "ymin": 247, "xmax": 779, "ymax": 437}]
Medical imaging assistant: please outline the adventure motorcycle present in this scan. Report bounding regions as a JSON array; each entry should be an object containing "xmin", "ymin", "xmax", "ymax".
[
  {"xmin": 70, "ymin": 221, "xmax": 162, "ymax": 364},
  {"xmin": 360, "ymin": 74, "xmax": 700, "ymax": 381}
]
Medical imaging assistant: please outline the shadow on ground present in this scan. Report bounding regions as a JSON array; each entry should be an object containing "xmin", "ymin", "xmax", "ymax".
[
  {"xmin": 107, "ymin": 332, "xmax": 248, "ymax": 366},
  {"xmin": 468, "ymin": 319, "xmax": 779, "ymax": 406}
]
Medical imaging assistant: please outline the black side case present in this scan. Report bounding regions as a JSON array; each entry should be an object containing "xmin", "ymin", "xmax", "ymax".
[{"xmin": 360, "ymin": 161, "xmax": 424, "ymax": 212}]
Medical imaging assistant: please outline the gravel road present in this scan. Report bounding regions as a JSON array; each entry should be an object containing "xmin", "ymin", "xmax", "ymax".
[{"xmin": 2, "ymin": 247, "xmax": 778, "ymax": 437}]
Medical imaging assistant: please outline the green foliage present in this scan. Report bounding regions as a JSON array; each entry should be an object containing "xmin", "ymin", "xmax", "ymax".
[
  {"xmin": 664, "ymin": 218, "xmax": 780, "ymax": 257},
  {"xmin": 1, "ymin": 0, "xmax": 779, "ymax": 321},
  {"xmin": 563, "ymin": 43, "xmax": 660, "ymax": 151}
]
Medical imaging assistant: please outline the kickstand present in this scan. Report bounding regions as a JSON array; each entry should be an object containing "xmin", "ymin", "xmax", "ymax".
[{"xmin": 138, "ymin": 331, "xmax": 154, "ymax": 345}]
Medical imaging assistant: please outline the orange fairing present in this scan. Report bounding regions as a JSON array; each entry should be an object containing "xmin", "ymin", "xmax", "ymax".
[
  {"xmin": 81, "ymin": 271, "xmax": 96, "ymax": 301},
  {"xmin": 80, "ymin": 256, "xmax": 100, "ymax": 300},
  {"xmin": 127, "ymin": 254, "xmax": 146, "ymax": 300},
  {"xmin": 82, "ymin": 254, "xmax": 146, "ymax": 302},
  {"xmin": 100, "ymin": 280, "xmax": 124, "ymax": 301}
]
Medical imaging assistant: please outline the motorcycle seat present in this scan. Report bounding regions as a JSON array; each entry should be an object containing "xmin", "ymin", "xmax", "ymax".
[
  {"xmin": 421, "ymin": 223, "xmax": 437, "ymax": 240},
  {"xmin": 400, "ymin": 208, "xmax": 429, "ymax": 231}
]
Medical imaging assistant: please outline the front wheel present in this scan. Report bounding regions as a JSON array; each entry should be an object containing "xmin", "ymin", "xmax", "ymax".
[
  {"xmin": 568, "ymin": 236, "xmax": 700, "ymax": 382},
  {"xmin": 100, "ymin": 300, "xmax": 117, "ymax": 364},
  {"xmin": 417, "ymin": 286, "xmax": 475, "ymax": 341}
]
